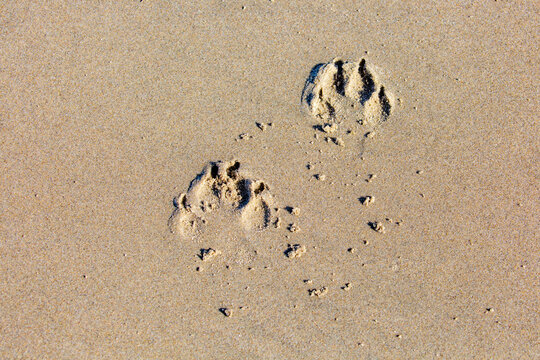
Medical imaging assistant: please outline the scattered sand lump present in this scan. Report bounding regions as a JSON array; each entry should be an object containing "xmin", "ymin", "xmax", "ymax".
[
  {"xmin": 285, "ymin": 244, "xmax": 306, "ymax": 258},
  {"xmin": 359, "ymin": 196, "xmax": 375, "ymax": 205},
  {"xmin": 219, "ymin": 307, "xmax": 232, "ymax": 317},
  {"xmin": 370, "ymin": 221, "xmax": 385, "ymax": 233},
  {"xmin": 199, "ymin": 248, "xmax": 220, "ymax": 261},
  {"xmin": 168, "ymin": 160, "xmax": 277, "ymax": 236},
  {"xmin": 334, "ymin": 137, "xmax": 345, "ymax": 147},
  {"xmin": 286, "ymin": 206, "xmax": 301, "ymax": 216},
  {"xmin": 237, "ymin": 133, "xmax": 253, "ymax": 141},
  {"xmin": 365, "ymin": 131, "xmax": 376, "ymax": 139},
  {"xmin": 322, "ymin": 123, "xmax": 337, "ymax": 133},
  {"xmin": 302, "ymin": 58, "xmax": 393, "ymax": 125},
  {"xmin": 256, "ymin": 122, "xmax": 273, "ymax": 131},
  {"xmin": 288, "ymin": 223, "xmax": 300, "ymax": 233},
  {"xmin": 325, "ymin": 136, "xmax": 345, "ymax": 147},
  {"xmin": 308, "ymin": 287, "xmax": 328, "ymax": 297}
]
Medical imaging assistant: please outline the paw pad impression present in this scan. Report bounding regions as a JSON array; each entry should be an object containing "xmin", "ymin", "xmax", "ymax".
[
  {"xmin": 302, "ymin": 58, "xmax": 393, "ymax": 126},
  {"xmin": 169, "ymin": 160, "xmax": 277, "ymax": 236}
]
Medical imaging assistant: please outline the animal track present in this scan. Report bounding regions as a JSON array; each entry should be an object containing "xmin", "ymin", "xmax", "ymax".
[
  {"xmin": 302, "ymin": 58, "xmax": 393, "ymax": 126},
  {"xmin": 168, "ymin": 160, "xmax": 277, "ymax": 236}
]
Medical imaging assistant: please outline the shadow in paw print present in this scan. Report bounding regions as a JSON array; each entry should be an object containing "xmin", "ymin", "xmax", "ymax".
[{"xmin": 301, "ymin": 63, "xmax": 325, "ymax": 107}]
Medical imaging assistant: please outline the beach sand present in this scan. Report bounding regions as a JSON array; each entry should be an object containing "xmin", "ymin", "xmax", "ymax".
[{"xmin": 1, "ymin": 1, "xmax": 538, "ymax": 358}]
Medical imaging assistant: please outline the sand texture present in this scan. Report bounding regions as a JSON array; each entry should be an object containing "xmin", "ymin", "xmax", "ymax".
[{"xmin": 1, "ymin": 1, "xmax": 539, "ymax": 359}]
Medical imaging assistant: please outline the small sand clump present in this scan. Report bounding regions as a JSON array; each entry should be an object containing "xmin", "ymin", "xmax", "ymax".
[
  {"xmin": 360, "ymin": 196, "xmax": 375, "ymax": 206},
  {"xmin": 341, "ymin": 283, "xmax": 352, "ymax": 291},
  {"xmin": 199, "ymin": 248, "xmax": 220, "ymax": 261},
  {"xmin": 288, "ymin": 223, "xmax": 300, "ymax": 232},
  {"xmin": 285, "ymin": 244, "xmax": 306, "ymax": 258},
  {"xmin": 308, "ymin": 287, "xmax": 328, "ymax": 297},
  {"xmin": 219, "ymin": 308, "xmax": 232, "ymax": 317},
  {"xmin": 370, "ymin": 222, "xmax": 385, "ymax": 233}
]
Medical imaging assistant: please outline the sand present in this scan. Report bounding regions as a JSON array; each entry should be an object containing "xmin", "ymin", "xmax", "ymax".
[{"xmin": 1, "ymin": 1, "xmax": 538, "ymax": 359}]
